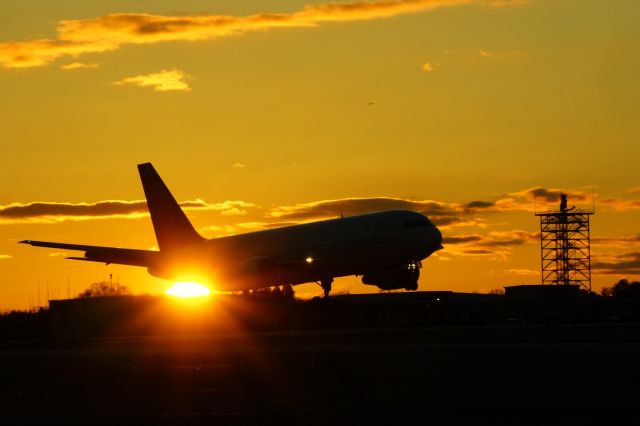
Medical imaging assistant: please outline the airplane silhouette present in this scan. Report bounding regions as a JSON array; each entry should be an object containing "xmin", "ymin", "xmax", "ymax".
[{"xmin": 21, "ymin": 163, "xmax": 443, "ymax": 296}]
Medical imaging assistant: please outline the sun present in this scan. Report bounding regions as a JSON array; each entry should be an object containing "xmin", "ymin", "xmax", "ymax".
[{"xmin": 166, "ymin": 282, "xmax": 211, "ymax": 298}]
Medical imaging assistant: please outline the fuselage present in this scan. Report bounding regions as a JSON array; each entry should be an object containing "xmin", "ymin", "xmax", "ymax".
[{"xmin": 154, "ymin": 210, "xmax": 442, "ymax": 291}]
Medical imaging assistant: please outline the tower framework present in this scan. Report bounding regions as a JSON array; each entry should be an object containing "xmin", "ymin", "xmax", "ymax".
[{"xmin": 535, "ymin": 195, "xmax": 594, "ymax": 291}]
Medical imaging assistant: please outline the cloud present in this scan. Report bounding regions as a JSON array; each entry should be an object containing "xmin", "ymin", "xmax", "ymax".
[
  {"xmin": 0, "ymin": 199, "xmax": 256, "ymax": 224},
  {"xmin": 592, "ymin": 234, "xmax": 640, "ymax": 248},
  {"xmin": 474, "ymin": 48, "xmax": 525, "ymax": 60},
  {"xmin": 284, "ymin": 187, "xmax": 591, "ymax": 219},
  {"xmin": 592, "ymin": 252, "xmax": 640, "ymax": 276},
  {"xmin": 422, "ymin": 62, "xmax": 437, "ymax": 72},
  {"xmin": 479, "ymin": 230, "xmax": 539, "ymax": 247},
  {"xmin": 0, "ymin": 200, "xmax": 151, "ymax": 223},
  {"xmin": 0, "ymin": 254, "xmax": 12, "ymax": 260},
  {"xmin": 48, "ymin": 252, "xmax": 67, "ymax": 257},
  {"xmin": 0, "ymin": 193, "xmax": 510, "ymax": 230},
  {"xmin": 505, "ymin": 268, "xmax": 538, "ymax": 276},
  {"xmin": 483, "ymin": 0, "xmax": 528, "ymax": 7},
  {"xmin": 443, "ymin": 235, "xmax": 482, "ymax": 245},
  {"xmin": 263, "ymin": 193, "xmax": 586, "ymax": 229},
  {"xmin": 462, "ymin": 187, "xmax": 596, "ymax": 213},
  {"xmin": 442, "ymin": 230, "xmax": 538, "ymax": 259},
  {"xmin": 113, "ymin": 69, "xmax": 191, "ymax": 92},
  {"xmin": 596, "ymin": 197, "xmax": 640, "ymax": 211},
  {"xmin": 0, "ymin": 0, "xmax": 522, "ymax": 69},
  {"xmin": 266, "ymin": 197, "xmax": 466, "ymax": 227},
  {"xmin": 220, "ymin": 208, "xmax": 247, "ymax": 216},
  {"xmin": 625, "ymin": 187, "xmax": 640, "ymax": 195},
  {"xmin": 199, "ymin": 220, "xmax": 300, "ymax": 237},
  {"xmin": 232, "ymin": 162, "xmax": 247, "ymax": 169},
  {"xmin": 443, "ymin": 230, "xmax": 538, "ymax": 246},
  {"xmin": 203, "ymin": 200, "xmax": 257, "ymax": 216},
  {"xmin": 60, "ymin": 62, "xmax": 98, "ymax": 70},
  {"xmin": 462, "ymin": 249, "xmax": 493, "ymax": 255},
  {"xmin": 476, "ymin": 186, "xmax": 638, "ymax": 213},
  {"xmin": 198, "ymin": 224, "xmax": 240, "ymax": 236},
  {"xmin": 506, "ymin": 187, "xmax": 589, "ymax": 207},
  {"xmin": 0, "ymin": 38, "xmax": 117, "ymax": 69},
  {"xmin": 464, "ymin": 200, "xmax": 495, "ymax": 211},
  {"xmin": 431, "ymin": 216, "xmax": 476, "ymax": 227}
]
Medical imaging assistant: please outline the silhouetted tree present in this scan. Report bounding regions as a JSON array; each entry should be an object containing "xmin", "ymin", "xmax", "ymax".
[
  {"xmin": 271, "ymin": 286, "xmax": 283, "ymax": 299},
  {"xmin": 248, "ymin": 285, "xmax": 295, "ymax": 300},
  {"xmin": 282, "ymin": 284, "xmax": 295, "ymax": 300},
  {"xmin": 77, "ymin": 281, "xmax": 130, "ymax": 298},
  {"xmin": 579, "ymin": 288, "xmax": 599, "ymax": 298},
  {"xmin": 601, "ymin": 279, "xmax": 640, "ymax": 299}
]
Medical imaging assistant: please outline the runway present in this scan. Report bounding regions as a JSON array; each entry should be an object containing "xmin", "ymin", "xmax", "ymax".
[{"xmin": 1, "ymin": 324, "xmax": 639, "ymax": 424}]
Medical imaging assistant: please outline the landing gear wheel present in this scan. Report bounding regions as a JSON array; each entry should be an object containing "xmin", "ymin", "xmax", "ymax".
[
  {"xmin": 404, "ymin": 281, "xmax": 418, "ymax": 291},
  {"xmin": 321, "ymin": 278, "xmax": 333, "ymax": 298}
]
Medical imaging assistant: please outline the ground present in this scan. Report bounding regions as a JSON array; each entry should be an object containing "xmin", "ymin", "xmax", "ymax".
[{"xmin": 0, "ymin": 324, "xmax": 638, "ymax": 425}]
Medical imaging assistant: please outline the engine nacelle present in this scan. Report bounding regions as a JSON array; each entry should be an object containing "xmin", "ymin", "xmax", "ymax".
[
  {"xmin": 239, "ymin": 256, "xmax": 279, "ymax": 280},
  {"xmin": 362, "ymin": 262, "xmax": 420, "ymax": 291}
]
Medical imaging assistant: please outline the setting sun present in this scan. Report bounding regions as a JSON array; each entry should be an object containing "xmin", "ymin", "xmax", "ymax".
[{"xmin": 166, "ymin": 282, "xmax": 211, "ymax": 298}]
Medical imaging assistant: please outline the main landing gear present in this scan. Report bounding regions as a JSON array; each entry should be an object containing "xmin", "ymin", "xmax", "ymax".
[{"xmin": 320, "ymin": 278, "xmax": 333, "ymax": 298}]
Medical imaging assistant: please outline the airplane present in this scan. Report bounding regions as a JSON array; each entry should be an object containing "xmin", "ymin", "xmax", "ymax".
[{"xmin": 20, "ymin": 163, "xmax": 443, "ymax": 296}]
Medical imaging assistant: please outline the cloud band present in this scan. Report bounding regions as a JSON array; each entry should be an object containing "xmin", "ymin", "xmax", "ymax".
[{"xmin": 0, "ymin": 0, "xmax": 513, "ymax": 69}]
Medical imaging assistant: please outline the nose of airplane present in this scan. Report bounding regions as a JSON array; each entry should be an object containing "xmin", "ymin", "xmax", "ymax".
[{"xmin": 432, "ymin": 225, "xmax": 443, "ymax": 251}]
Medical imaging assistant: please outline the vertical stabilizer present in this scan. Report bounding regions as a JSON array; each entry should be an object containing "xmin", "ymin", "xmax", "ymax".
[{"xmin": 138, "ymin": 163, "xmax": 204, "ymax": 251}]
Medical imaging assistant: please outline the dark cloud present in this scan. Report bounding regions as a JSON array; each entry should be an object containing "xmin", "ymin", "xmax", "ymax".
[
  {"xmin": 0, "ymin": 200, "xmax": 150, "ymax": 219},
  {"xmin": 462, "ymin": 249, "xmax": 493, "ymax": 255},
  {"xmin": 479, "ymin": 231, "xmax": 539, "ymax": 247},
  {"xmin": 464, "ymin": 200, "xmax": 495, "ymax": 210},
  {"xmin": 592, "ymin": 252, "xmax": 640, "ymax": 275},
  {"xmin": 0, "ymin": 199, "xmax": 253, "ymax": 223},
  {"xmin": 530, "ymin": 188, "xmax": 564, "ymax": 203},
  {"xmin": 513, "ymin": 187, "xmax": 588, "ymax": 203},
  {"xmin": 592, "ymin": 234, "xmax": 640, "ymax": 247},
  {"xmin": 443, "ymin": 231, "xmax": 537, "ymax": 248},
  {"xmin": 443, "ymin": 235, "xmax": 483, "ymax": 244},
  {"xmin": 268, "ymin": 197, "xmax": 459, "ymax": 221},
  {"xmin": 262, "ymin": 221, "xmax": 301, "ymax": 229},
  {"xmin": 429, "ymin": 215, "xmax": 466, "ymax": 227},
  {"xmin": 440, "ymin": 230, "xmax": 538, "ymax": 259},
  {"xmin": 598, "ymin": 198, "xmax": 640, "ymax": 211}
]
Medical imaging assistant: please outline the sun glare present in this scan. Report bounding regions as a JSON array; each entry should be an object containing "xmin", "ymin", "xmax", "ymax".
[{"xmin": 166, "ymin": 282, "xmax": 211, "ymax": 298}]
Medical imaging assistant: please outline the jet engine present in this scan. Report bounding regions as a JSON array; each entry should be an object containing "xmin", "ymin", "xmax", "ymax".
[
  {"xmin": 239, "ymin": 256, "xmax": 279, "ymax": 280},
  {"xmin": 361, "ymin": 261, "xmax": 420, "ymax": 291}
]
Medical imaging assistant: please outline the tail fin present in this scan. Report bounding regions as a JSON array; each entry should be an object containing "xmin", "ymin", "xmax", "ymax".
[{"xmin": 138, "ymin": 163, "xmax": 204, "ymax": 251}]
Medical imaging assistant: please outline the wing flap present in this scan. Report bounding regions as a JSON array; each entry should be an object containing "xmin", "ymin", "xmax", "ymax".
[{"xmin": 20, "ymin": 240, "xmax": 159, "ymax": 267}]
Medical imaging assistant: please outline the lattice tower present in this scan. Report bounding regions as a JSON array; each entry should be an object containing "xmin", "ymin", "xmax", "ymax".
[{"xmin": 535, "ymin": 194, "xmax": 594, "ymax": 291}]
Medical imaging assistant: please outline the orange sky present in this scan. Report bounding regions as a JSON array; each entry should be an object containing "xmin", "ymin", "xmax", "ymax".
[{"xmin": 1, "ymin": 0, "xmax": 639, "ymax": 310}]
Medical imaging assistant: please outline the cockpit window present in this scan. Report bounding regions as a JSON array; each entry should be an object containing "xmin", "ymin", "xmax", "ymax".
[{"xmin": 404, "ymin": 220, "xmax": 430, "ymax": 228}]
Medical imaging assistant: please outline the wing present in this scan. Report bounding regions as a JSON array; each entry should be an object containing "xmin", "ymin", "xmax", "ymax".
[{"xmin": 19, "ymin": 240, "xmax": 159, "ymax": 267}]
